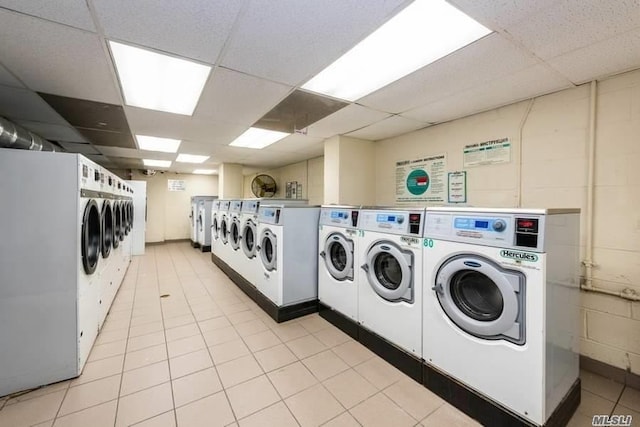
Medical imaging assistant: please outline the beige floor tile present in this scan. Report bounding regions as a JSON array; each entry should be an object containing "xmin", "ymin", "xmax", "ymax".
[
  {"xmin": 163, "ymin": 314, "xmax": 195, "ymax": 329},
  {"xmin": 227, "ymin": 310, "xmax": 259, "ymax": 325},
  {"xmin": 235, "ymin": 319, "xmax": 270, "ymax": 337},
  {"xmin": 254, "ymin": 344, "xmax": 298, "ymax": 372},
  {"xmin": 169, "ymin": 349, "xmax": 214, "ymax": 379},
  {"xmin": 354, "ymin": 358, "xmax": 403, "ymax": 390},
  {"xmin": 171, "ymin": 367, "xmax": 223, "ymax": 408},
  {"xmin": 576, "ymin": 390, "xmax": 616, "ymax": 418},
  {"xmin": 331, "ymin": 341, "xmax": 375, "ymax": 367},
  {"xmin": 210, "ymin": 339, "xmax": 251, "ymax": 365},
  {"xmin": 268, "ymin": 362, "xmax": 318, "ymax": 398},
  {"xmin": 165, "ymin": 323, "xmax": 201, "ymax": 342},
  {"xmin": 53, "ymin": 400, "xmax": 117, "ymax": 427},
  {"xmin": 115, "ymin": 383, "xmax": 174, "ymax": 427},
  {"xmin": 313, "ymin": 328, "xmax": 351, "ymax": 348},
  {"xmin": 167, "ymin": 334, "xmax": 206, "ymax": 358},
  {"xmin": 5, "ymin": 381, "xmax": 70, "ymax": 405},
  {"xmin": 350, "ymin": 392, "xmax": 416, "ymax": 427},
  {"xmin": 285, "ymin": 384, "xmax": 344, "ymax": 427},
  {"xmin": 88, "ymin": 339, "xmax": 128, "ymax": 362},
  {"xmin": 102, "ymin": 318, "xmax": 131, "ymax": 332},
  {"xmin": 59, "ymin": 375, "xmax": 121, "ymax": 416},
  {"xmin": 297, "ymin": 314, "xmax": 332, "ymax": 334},
  {"xmin": 0, "ymin": 390, "xmax": 65, "ymax": 427},
  {"xmin": 226, "ymin": 376, "xmax": 281, "ymax": 420},
  {"xmin": 580, "ymin": 370, "xmax": 625, "ymax": 402},
  {"xmin": 95, "ymin": 328, "xmax": 129, "ymax": 346},
  {"xmin": 120, "ymin": 361, "xmax": 170, "ymax": 396},
  {"xmin": 238, "ymin": 401, "xmax": 298, "ymax": 427},
  {"xmin": 270, "ymin": 322, "xmax": 309, "ymax": 342},
  {"xmin": 127, "ymin": 331, "xmax": 166, "ymax": 353},
  {"xmin": 286, "ymin": 335, "xmax": 328, "ymax": 359},
  {"xmin": 129, "ymin": 321, "xmax": 164, "ymax": 338},
  {"xmin": 567, "ymin": 411, "xmax": 595, "ymax": 427},
  {"xmin": 383, "ymin": 378, "xmax": 444, "ymax": 420},
  {"xmin": 193, "ymin": 308, "xmax": 225, "ymax": 322},
  {"xmin": 217, "ymin": 354, "xmax": 264, "ymax": 388},
  {"xmin": 125, "ymin": 344, "xmax": 168, "ymax": 372},
  {"xmin": 131, "ymin": 410, "xmax": 176, "ymax": 427},
  {"xmin": 31, "ymin": 420, "xmax": 53, "ymax": 427},
  {"xmin": 203, "ymin": 326, "xmax": 240, "ymax": 347},
  {"xmin": 613, "ymin": 405, "xmax": 640, "ymax": 422},
  {"xmin": 321, "ymin": 411, "xmax": 360, "ymax": 427},
  {"xmin": 72, "ymin": 354, "xmax": 124, "ymax": 386},
  {"xmin": 244, "ymin": 330, "xmax": 282, "ymax": 352},
  {"xmin": 420, "ymin": 403, "xmax": 481, "ymax": 427},
  {"xmin": 323, "ymin": 369, "xmax": 377, "ymax": 409},
  {"xmin": 302, "ymin": 350, "xmax": 350, "ymax": 381},
  {"xmin": 619, "ymin": 386, "xmax": 640, "ymax": 411},
  {"xmin": 221, "ymin": 302, "xmax": 250, "ymax": 315},
  {"xmin": 129, "ymin": 314, "xmax": 163, "ymax": 329}
]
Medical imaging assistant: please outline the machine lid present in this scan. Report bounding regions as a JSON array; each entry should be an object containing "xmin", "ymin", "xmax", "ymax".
[
  {"xmin": 362, "ymin": 241, "xmax": 413, "ymax": 303},
  {"xmin": 321, "ymin": 233, "xmax": 353, "ymax": 281}
]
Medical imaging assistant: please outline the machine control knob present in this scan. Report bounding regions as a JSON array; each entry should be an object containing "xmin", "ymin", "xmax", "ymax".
[
  {"xmin": 493, "ymin": 219, "xmax": 506, "ymax": 232},
  {"xmin": 396, "ymin": 216, "xmax": 404, "ymax": 224}
]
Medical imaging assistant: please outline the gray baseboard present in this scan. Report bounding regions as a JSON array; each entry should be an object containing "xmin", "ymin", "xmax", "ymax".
[{"xmin": 581, "ymin": 355, "xmax": 640, "ymax": 389}]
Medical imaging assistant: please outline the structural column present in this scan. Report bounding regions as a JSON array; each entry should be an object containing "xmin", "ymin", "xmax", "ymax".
[
  {"xmin": 218, "ymin": 163, "xmax": 243, "ymax": 199},
  {"xmin": 323, "ymin": 135, "xmax": 376, "ymax": 205}
]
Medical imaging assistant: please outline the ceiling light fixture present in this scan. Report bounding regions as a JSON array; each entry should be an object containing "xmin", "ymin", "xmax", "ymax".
[
  {"xmin": 109, "ymin": 41, "xmax": 211, "ymax": 115},
  {"xmin": 193, "ymin": 169, "xmax": 217, "ymax": 175},
  {"xmin": 142, "ymin": 159, "xmax": 171, "ymax": 168},
  {"xmin": 301, "ymin": 0, "xmax": 491, "ymax": 101},
  {"xmin": 136, "ymin": 135, "xmax": 181, "ymax": 153},
  {"xmin": 176, "ymin": 154, "xmax": 210, "ymax": 163},
  {"xmin": 229, "ymin": 127, "xmax": 290, "ymax": 149}
]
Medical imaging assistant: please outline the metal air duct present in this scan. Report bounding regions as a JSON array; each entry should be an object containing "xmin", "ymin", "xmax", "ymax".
[{"xmin": 0, "ymin": 116, "xmax": 58, "ymax": 152}]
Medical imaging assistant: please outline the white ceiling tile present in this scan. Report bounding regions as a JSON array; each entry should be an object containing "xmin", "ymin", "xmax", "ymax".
[
  {"xmin": 547, "ymin": 28, "xmax": 640, "ymax": 84},
  {"xmin": 0, "ymin": 10, "xmax": 120, "ymax": 103},
  {"xmin": 195, "ymin": 67, "xmax": 293, "ymax": 125},
  {"xmin": 0, "ymin": 0, "xmax": 96, "ymax": 31},
  {"xmin": 0, "ymin": 64, "xmax": 23, "ymax": 87},
  {"xmin": 267, "ymin": 133, "xmax": 324, "ymax": 153},
  {"xmin": 404, "ymin": 64, "xmax": 573, "ymax": 123},
  {"xmin": 505, "ymin": 0, "xmax": 640, "ymax": 60},
  {"xmin": 220, "ymin": 0, "xmax": 412, "ymax": 85},
  {"xmin": 125, "ymin": 106, "xmax": 248, "ymax": 145},
  {"xmin": 358, "ymin": 33, "xmax": 538, "ymax": 113},
  {"xmin": 0, "ymin": 86, "xmax": 68, "ymax": 124},
  {"xmin": 346, "ymin": 115, "xmax": 428, "ymax": 141},
  {"xmin": 15, "ymin": 121, "xmax": 87, "ymax": 142},
  {"xmin": 447, "ymin": 0, "xmax": 559, "ymax": 29},
  {"xmin": 91, "ymin": 0, "xmax": 244, "ymax": 64},
  {"xmin": 305, "ymin": 104, "xmax": 390, "ymax": 138}
]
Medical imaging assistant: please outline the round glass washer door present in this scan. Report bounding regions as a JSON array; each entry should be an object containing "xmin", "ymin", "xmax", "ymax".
[
  {"xmin": 230, "ymin": 219, "xmax": 241, "ymax": 250},
  {"xmin": 241, "ymin": 220, "xmax": 257, "ymax": 259},
  {"xmin": 220, "ymin": 218, "xmax": 228, "ymax": 244},
  {"xmin": 112, "ymin": 202, "xmax": 121, "ymax": 249},
  {"xmin": 363, "ymin": 242, "xmax": 413, "ymax": 303},
  {"xmin": 212, "ymin": 216, "xmax": 219, "ymax": 240},
  {"xmin": 101, "ymin": 201, "xmax": 113, "ymax": 259},
  {"xmin": 259, "ymin": 229, "xmax": 277, "ymax": 271},
  {"xmin": 118, "ymin": 203, "xmax": 125, "ymax": 241},
  {"xmin": 434, "ymin": 255, "xmax": 523, "ymax": 342},
  {"xmin": 82, "ymin": 199, "xmax": 101, "ymax": 275},
  {"xmin": 322, "ymin": 233, "xmax": 353, "ymax": 281}
]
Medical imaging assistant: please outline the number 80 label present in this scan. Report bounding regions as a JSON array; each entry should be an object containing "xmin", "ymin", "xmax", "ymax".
[{"xmin": 423, "ymin": 238, "xmax": 434, "ymax": 248}]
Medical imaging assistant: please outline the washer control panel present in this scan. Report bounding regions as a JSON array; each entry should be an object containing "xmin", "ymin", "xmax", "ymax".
[
  {"xmin": 359, "ymin": 210, "xmax": 424, "ymax": 236},
  {"xmin": 241, "ymin": 200, "xmax": 260, "ymax": 214},
  {"xmin": 319, "ymin": 208, "xmax": 359, "ymax": 227},
  {"xmin": 258, "ymin": 207, "xmax": 281, "ymax": 225},
  {"xmin": 230, "ymin": 200, "xmax": 243, "ymax": 213},
  {"xmin": 219, "ymin": 200, "xmax": 231, "ymax": 211}
]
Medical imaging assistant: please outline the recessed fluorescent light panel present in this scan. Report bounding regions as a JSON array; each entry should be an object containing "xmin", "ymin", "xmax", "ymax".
[
  {"xmin": 136, "ymin": 135, "xmax": 181, "ymax": 153},
  {"xmin": 109, "ymin": 41, "xmax": 211, "ymax": 115},
  {"xmin": 176, "ymin": 154, "xmax": 210, "ymax": 163},
  {"xmin": 193, "ymin": 169, "xmax": 217, "ymax": 175},
  {"xmin": 229, "ymin": 127, "xmax": 290, "ymax": 149},
  {"xmin": 142, "ymin": 159, "xmax": 171, "ymax": 168},
  {"xmin": 302, "ymin": 0, "xmax": 491, "ymax": 101}
]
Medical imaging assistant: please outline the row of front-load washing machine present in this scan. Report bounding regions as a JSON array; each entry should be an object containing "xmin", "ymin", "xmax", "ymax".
[{"xmin": 318, "ymin": 205, "xmax": 581, "ymax": 427}]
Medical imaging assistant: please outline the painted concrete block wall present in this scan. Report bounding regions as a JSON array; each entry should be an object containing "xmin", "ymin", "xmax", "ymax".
[
  {"xmin": 130, "ymin": 171, "xmax": 218, "ymax": 243},
  {"xmin": 324, "ymin": 136, "xmax": 340, "ymax": 204},
  {"xmin": 218, "ymin": 163, "xmax": 243, "ymax": 198},
  {"xmin": 374, "ymin": 69, "xmax": 640, "ymax": 374}
]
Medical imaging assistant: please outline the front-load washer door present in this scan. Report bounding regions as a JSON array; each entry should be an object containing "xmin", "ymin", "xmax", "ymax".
[
  {"xmin": 230, "ymin": 219, "xmax": 241, "ymax": 250},
  {"xmin": 259, "ymin": 229, "xmax": 277, "ymax": 271},
  {"xmin": 124, "ymin": 202, "xmax": 130, "ymax": 236},
  {"xmin": 220, "ymin": 218, "xmax": 229, "ymax": 244},
  {"xmin": 101, "ymin": 201, "xmax": 113, "ymax": 258},
  {"xmin": 241, "ymin": 220, "xmax": 257, "ymax": 259},
  {"xmin": 212, "ymin": 216, "xmax": 219, "ymax": 240},
  {"xmin": 362, "ymin": 241, "xmax": 413, "ymax": 303},
  {"xmin": 82, "ymin": 199, "xmax": 101, "ymax": 275},
  {"xmin": 198, "ymin": 211, "xmax": 203, "ymax": 234},
  {"xmin": 433, "ymin": 254, "xmax": 525, "ymax": 345},
  {"xmin": 321, "ymin": 233, "xmax": 354, "ymax": 281},
  {"xmin": 112, "ymin": 202, "xmax": 121, "ymax": 248},
  {"xmin": 118, "ymin": 203, "xmax": 125, "ymax": 241}
]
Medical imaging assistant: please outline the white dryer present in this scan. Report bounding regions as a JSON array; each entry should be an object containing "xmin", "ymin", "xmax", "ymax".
[
  {"xmin": 210, "ymin": 199, "xmax": 221, "ymax": 255},
  {"xmin": 422, "ymin": 208, "xmax": 581, "ymax": 426},
  {"xmin": 318, "ymin": 206, "xmax": 360, "ymax": 322},
  {"xmin": 357, "ymin": 208, "xmax": 425, "ymax": 358},
  {"xmin": 255, "ymin": 204, "xmax": 320, "ymax": 308},
  {"xmin": 196, "ymin": 198, "xmax": 215, "ymax": 252}
]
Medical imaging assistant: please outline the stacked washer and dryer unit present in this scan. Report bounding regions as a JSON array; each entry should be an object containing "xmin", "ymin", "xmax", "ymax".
[{"xmin": 0, "ymin": 149, "xmax": 134, "ymax": 397}]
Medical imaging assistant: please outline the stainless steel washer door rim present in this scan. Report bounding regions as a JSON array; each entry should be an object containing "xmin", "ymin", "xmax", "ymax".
[
  {"xmin": 242, "ymin": 220, "xmax": 257, "ymax": 258},
  {"xmin": 434, "ymin": 255, "xmax": 522, "ymax": 340},
  {"xmin": 212, "ymin": 216, "xmax": 219, "ymax": 240},
  {"xmin": 259, "ymin": 229, "xmax": 277, "ymax": 271},
  {"xmin": 362, "ymin": 241, "xmax": 413, "ymax": 302},
  {"xmin": 230, "ymin": 219, "xmax": 241, "ymax": 250},
  {"xmin": 321, "ymin": 233, "xmax": 353, "ymax": 281},
  {"xmin": 82, "ymin": 199, "xmax": 101, "ymax": 275},
  {"xmin": 220, "ymin": 218, "xmax": 228, "ymax": 244}
]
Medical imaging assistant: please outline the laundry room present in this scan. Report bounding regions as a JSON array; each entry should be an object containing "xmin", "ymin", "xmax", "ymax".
[{"xmin": 0, "ymin": 1, "xmax": 639, "ymax": 426}]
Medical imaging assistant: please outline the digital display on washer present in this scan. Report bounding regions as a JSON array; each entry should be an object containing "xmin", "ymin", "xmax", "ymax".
[
  {"xmin": 454, "ymin": 217, "xmax": 494, "ymax": 231},
  {"xmin": 331, "ymin": 210, "xmax": 347, "ymax": 219},
  {"xmin": 474, "ymin": 220, "xmax": 489, "ymax": 229}
]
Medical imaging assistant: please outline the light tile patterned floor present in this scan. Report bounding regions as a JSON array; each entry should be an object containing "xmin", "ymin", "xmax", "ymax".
[{"xmin": 0, "ymin": 242, "xmax": 638, "ymax": 427}]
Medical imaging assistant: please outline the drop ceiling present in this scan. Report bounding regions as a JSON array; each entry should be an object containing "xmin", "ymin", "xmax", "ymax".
[{"xmin": 0, "ymin": 0, "xmax": 638, "ymax": 175}]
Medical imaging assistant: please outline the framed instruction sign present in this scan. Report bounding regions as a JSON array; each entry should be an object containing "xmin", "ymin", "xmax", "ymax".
[
  {"xmin": 395, "ymin": 154, "xmax": 447, "ymax": 203},
  {"xmin": 167, "ymin": 179, "xmax": 186, "ymax": 191},
  {"xmin": 448, "ymin": 171, "xmax": 467, "ymax": 203},
  {"xmin": 463, "ymin": 138, "xmax": 511, "ymax": 167}
]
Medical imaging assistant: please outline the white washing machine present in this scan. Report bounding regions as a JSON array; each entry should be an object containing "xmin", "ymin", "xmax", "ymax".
[
  {"xmin": 357, "ymin": 208, "xmax": 425, "ymax": 358},
  {"xmin": 318, "ymin": 206, "xmax": 360, "ymax": 322},
  {"xmin": 216, "ymin": 200, "xmax": 232, "ymax": 265},
  {"xmin": 239, "ymin": 199, "xmax": 261, "ymax": 286},
  {"xmin": 190, "ymin": 196, "xmax": 215, "ymax": 247},
  {"xmin": 226, "ymin": 200, "xmax": 244, "ymax": 272},
  {"xmin": 422, "ymin": 207, "xmax": 581, "ymax": 426},
  {"xmin": 255, "ymin": 204, "xmax": 320, "ymax": 307},
  {"xmin": 210, "ymin": 199, "xmax": 221, "ymax": 255},
  {"xmin": 197, "ymin": 198, "xmax": 216, "ymax": 252}
]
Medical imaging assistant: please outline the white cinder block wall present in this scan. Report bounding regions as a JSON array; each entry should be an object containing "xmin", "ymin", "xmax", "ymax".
[{"xmin": 375, "ymin": 69, "xmax": 640, "ymax": 374}]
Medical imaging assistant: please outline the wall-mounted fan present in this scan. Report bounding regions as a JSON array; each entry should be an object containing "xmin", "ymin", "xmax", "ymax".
[{"xmin": 251, "ymin": 174, "xmax": 277, "ymax": 198}]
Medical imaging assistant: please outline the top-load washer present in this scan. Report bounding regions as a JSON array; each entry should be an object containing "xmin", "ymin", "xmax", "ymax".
[
  {"xmin": 318, "ymin": 206, "xmax": 360, "ymax": 323},
  {"xmin": 197, "ymin": 198, "xmax": 216, "ymax": 252},
  {"xmin": 422, "ymin": 207, "xmax": 581, "ymax": 426},
  {"xmin": 357, "ymin": 207, "xmax": 425, "ymax": 359}
]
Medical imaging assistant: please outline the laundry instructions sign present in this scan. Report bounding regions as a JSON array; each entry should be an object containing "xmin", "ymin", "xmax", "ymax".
[{"xmin": 395, "ymin": 154, "xmax": 447, "ymax": 203}]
